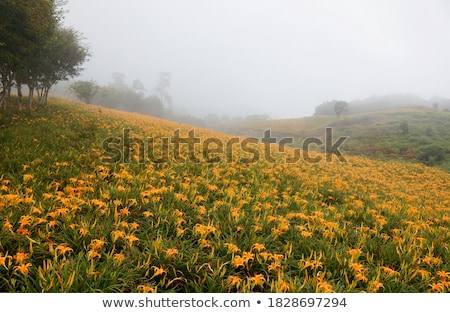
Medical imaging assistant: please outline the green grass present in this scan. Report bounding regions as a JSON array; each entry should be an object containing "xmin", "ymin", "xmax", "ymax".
[{"xmin": 215, "ymin": 108, "xmax": 450, "ymax": 171}]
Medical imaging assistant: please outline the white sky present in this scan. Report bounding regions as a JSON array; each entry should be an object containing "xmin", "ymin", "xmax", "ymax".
[{"xmin": 63, "ymin": 0, "xmax": 450, "ymax": 118}]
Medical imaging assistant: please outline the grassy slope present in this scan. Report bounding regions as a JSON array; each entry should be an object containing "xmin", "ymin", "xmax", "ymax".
[
  {"xmin": 1, "ymin": 99, "xmax": 450, "ymax": 292},
  {"xmin": 216, "ymin": 108, "xmax": 450, "ymax": 171}
]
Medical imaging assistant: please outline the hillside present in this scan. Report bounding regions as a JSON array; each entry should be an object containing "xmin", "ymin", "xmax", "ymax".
[
  {"xmin": 1, "ymin": 98, "xmax": 450, "ymax": 292},
  {"xmin": 215, "ymin": 108, "xmax": 450, "ymax": 172},
  {"xmin": 313, "ymin": 93, "xmax": 450, "ymax": 115}
]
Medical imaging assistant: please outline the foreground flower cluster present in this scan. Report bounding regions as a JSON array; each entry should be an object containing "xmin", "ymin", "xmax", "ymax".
[{"xmin": 1, "ymin": 99, "xmax": 449, "ymax": 292}]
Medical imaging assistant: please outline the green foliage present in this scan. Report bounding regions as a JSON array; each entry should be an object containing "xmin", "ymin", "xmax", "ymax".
[
  {"xmin": 419, "ymin": 144, "xmax": 447, "ymax": 166},
  {"xmin": 216, "ymin": 108, "xmax": 450, "ymax": 172},
  {"xmin": 36, "ymin": 27, "xmax": 89, "ymax": 98},
  {"xmin": 68, "ymin": 80, "xmax": 99, "ymax": 104},
  {"xmin": 93, "ymin": 85, "xmax": 165, "ymax": 118},
  {"xmin": 0, "ymin": 1, "xmax": 88, "ymax": 107},
  {"xmin": 334, "ymin": 101, "xmax": 348, "ymax": 118},
  {"xmin": 78, "ymin": 73, "xmax": 204, "ymax": 126},
  {"xmin": 314, "ymin": 100, "xmax": 337, "ymax": 115},
  {"xmin": 399, "ymin": 121, "xmax": 409, "ymax": 134},
  {"xmin": 314, "ymin": 94, "xmax": 443, "ymax": 116}
]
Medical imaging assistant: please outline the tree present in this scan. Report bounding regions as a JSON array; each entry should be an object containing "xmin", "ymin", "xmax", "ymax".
[
  {"xmin": 93, "ymin": 80, "xmax": 165, "ymax": 118},
  {"xmin": 112, "ymin": 72, "xmax": 126, "ymax": 88},
  {"xmin": 314, "ymin": 100, "xmax": 337, "ymax": 115},
  {"xmin": 0, "ymin": 0, "xmax": 61, "ymax": 108},
  {"xmin": 0, "ymin": 1, "xmax": 88, "ymax": 107},
  {"xmin": 334, "ymin": 101, "xmax": 348, "ymax": 118},
  {"xmin": 433, "ymin": 102, "xmax": 439, "ymax": 112},
  {"xmin": 155, "ymin": 72, "xmax": 172, "ymax": 108},
  {"xmin": 143, "ymin": 95, "xmax": 164, "ymax": 118},
  {"xmin": 33, "ymin": 27, "xmax": 89, "ymax": 105},
  {"xmin": 132, "ymin": 79, "xmax": 145, "ymax": 92},
  {"xmin": 95, "ymin": 86, "xmax": 124, "ymax": 109},
  {"xmin": 67, "ymin": 80, "xmax": 99, "ymax": 103},
  {"xmin": 419, "ymin": 144, "xmax": 446, "ymax": 166}
]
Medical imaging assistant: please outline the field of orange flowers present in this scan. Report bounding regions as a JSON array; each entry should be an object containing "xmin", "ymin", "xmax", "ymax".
[{"xmin": 1, "ymin": 98, "xmax": 450, "ymax": 292}]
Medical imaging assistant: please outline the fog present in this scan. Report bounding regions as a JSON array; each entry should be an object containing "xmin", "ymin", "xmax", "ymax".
[{"xmin": 63, "ymin": 0, "xmax": 450, "ymax": 119}]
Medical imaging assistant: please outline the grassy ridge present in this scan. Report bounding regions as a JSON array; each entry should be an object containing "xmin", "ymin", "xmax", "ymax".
[
  {"xmin": 1, "ymin": 99, "xmax": 450, "ymax": 292},
  {"xmin": 216, "ymin": 108, "xmax": 450, "ymax": 171}
]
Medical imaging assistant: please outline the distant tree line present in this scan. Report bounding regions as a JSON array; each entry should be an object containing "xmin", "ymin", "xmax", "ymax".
[
  {"xmin": 67, "ymin": 74, "xmax": 268, "ymax": 128},
  {"xmin": 0, "ymin": 0, "xmax": 89, "ymax": 109},
  {"xmin": 314, "ymin": 94, "xmax": 450, "ymax": 116},
  {"xmin": 68, "ymin": 73, "xmax": 205, "ymax": 127},
  {"xmin": 314, "ymin": 100, "xmax": 348, "ymax": 117}
]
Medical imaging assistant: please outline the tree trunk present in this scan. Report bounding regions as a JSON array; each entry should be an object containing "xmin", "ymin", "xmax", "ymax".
[
  {"xmin": 1, "ymin": 77, "xmax": 12, "ymax": 108},
  {"xmin": 0, "ymin": 90, "xmax": 5, "ymax": 110},
  {"xmin": 17, "ymin": 82, "xmax": 23, "ymax": 109},
  {"xmin": 42, "ymin": 87, "xmax": 50, "ymax": 105},
  {"xmin": 0, "ymin": 80, "xmax": 8, "ymax": 110},
  {"xmin": 1, "ymin": 71, "xmax": 9, "ymax": 109},
  {"xmin": 28, "ymin": 86, "xmax": 34, "ymax": 108},
  {"xmin": 36, "ymin": 87, "xmax": 42, "ymax": 104},
  {"xmin": 6, "ymin": 83, "xmax": 11, "ymax": 99}
]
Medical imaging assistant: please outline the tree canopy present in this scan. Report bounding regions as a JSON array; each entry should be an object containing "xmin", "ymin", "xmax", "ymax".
[
  {"xmin": 0, "ymin": 0, "xmax": 89, "ymax": 108},
  {"xmin": 334, "ymin": 101, "xmax": 349, "ymax": 118},
  {"xmin": 67, "ymin": 80, "xmax": 99, "ymax": 104}
]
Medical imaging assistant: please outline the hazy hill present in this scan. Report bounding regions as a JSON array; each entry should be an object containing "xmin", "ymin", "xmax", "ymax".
[
  {"xmin": 314, "ymin": 93, "xmax": 450, "ymax": 116},
  {"xmin": 214, "ymin": 107, "xmax": 450, "ymax": 172}
]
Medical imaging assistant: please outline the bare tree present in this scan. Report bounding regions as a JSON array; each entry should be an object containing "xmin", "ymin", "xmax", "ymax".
[{"xmin": 154, "ymin": 72, "xmax": 172, "ymax": 108}]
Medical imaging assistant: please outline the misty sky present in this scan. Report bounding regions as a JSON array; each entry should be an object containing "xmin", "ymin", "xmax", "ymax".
[{"xmin": 64, "ymin": 0, "xmax": 450, "ymax": 119}]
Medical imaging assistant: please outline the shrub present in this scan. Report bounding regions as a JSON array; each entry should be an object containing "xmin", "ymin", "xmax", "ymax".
[{"xmin": 419, "ymin": 144, "xmax": 446, "ymax": 165}]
